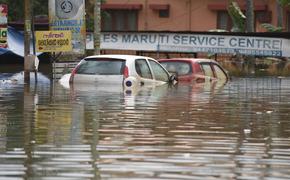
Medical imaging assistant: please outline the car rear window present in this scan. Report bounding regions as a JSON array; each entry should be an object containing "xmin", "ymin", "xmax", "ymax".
[
  {"xmin": 160, "ymin": 61, "xmax": 192, "ymax": 75},
  {"xmin": 76, "ymin": 58, "xmax": 125, "ymax": 75}
]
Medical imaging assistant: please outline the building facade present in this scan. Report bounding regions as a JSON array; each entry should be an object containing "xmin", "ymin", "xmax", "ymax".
[{"xmin": 101, "ymin": 0, "xmax": 290, "ymax": 32}]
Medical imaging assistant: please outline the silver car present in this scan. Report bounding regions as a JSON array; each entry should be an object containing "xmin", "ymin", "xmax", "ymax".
[{"xmin": 69, "ymin": 55, "xmax": 176, "ymax": 89}]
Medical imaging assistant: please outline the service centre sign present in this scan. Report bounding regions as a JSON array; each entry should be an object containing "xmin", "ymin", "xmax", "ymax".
[
  {"xmin": 36, "ymin": 31, "xmax": 72, "ymax": 52},
  {"xmin": 87, "ymin": 32, "xmax": 290, "ymax": 57}
]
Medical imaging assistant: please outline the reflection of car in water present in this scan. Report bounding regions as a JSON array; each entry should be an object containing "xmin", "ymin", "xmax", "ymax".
[
  {"xmin": 59, "ymin": 72, "xmax": 172, "ymax": 97},
  {"xmin": 158, "ymin": 58, "xmax": 229, "ymax": 84},
  {"xmin": 68, "ymin": 55, "xmax": 176, "ymax": 89},
  {"xmin": 168, "ymin": 80, "xmax": 227, "ymax": 100},
  {"xmin": 0, "ymin": 71, "xmax": 50, "ymax": 86}
]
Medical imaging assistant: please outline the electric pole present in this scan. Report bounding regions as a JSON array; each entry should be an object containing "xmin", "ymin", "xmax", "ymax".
[
  {"xmin": 276, "ymin": 0, "xmax": 283, "ymax": 27},
  {"xmin": 94, "ymin": 0, "xmax": 101, "ymax": 55},
  {"xmin": 246, "ymin": 0, "xmax": 254, "ymax": 32},
  {"xmin": 24, "ymin": 0, "xmax": 31, "ymax": 83},
  {"xmin": 245, "ymin": 0, "xmax": 255, "ymax": 75}
]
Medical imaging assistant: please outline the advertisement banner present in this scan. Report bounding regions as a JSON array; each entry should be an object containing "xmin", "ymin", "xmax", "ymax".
[
  {"xmin": 85, "ymin": 32, "xmax": 290, "ymax": 57},
  {"xmin": 49, "ymin": 0, "xmax": 86, "ymax": 53},
  {"xmin": 0, "ymin": 4, "xmax": 8, "ymax": 48},
  {"xmin": 35, "ymin": 31, "xmax": 72, "ymax": 52}
]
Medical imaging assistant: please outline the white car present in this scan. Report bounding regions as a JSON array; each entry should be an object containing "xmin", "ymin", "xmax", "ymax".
[{"xmin": 69, "ymin": 55, "xmax": 176, "ymax": 89}]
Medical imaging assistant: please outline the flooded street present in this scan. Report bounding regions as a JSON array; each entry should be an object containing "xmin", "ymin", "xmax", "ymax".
[{"xmin": 1, "ymin": 69, "xmax": 290, "ymax": 179}]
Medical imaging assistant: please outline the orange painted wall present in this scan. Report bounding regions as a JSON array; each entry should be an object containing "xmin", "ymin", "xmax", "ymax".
[{"xmin": 103, "ymin": 0, "xmax": 288, "ymax": 32}]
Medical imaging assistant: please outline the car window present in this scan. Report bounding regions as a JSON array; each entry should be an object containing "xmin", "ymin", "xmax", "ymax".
[
  {"xmin": 179, "ymin": 63, "xmax": 191, "ymax": 75},
  {"xmin": 200, "ymin": 63, "xmax": 214, "ymax": 77},
  {"xmin": 148, "ymin": 60, "xmax": 169, "ymax": 82},
  {"xmin": 135, "ymin": 59, "xmax": 153, "ymax": 79},
  {"xmin": 76, "ymin": 58, "xmax": 125, "ymax": 75},
  {"xmin": 160, "ymin": 61, "xmax": 192, "ymax": 76},
  {"xmin": 213, "ymin": 64, "xmax": 227, "ymax": 80}
]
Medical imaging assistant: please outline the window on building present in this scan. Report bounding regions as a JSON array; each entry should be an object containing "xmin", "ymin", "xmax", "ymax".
[
  {"xmin": 150, "ymin": 4, "xmax": 170, "ymax": 18},
  {"xmin": 159, "ymin": 9, "xmax": 169, "ymax": 18},
  {"xmin": 255, "ymin": 11, "xmax": 272, "ymax": 31},
  {"xmin": 288, "ymin": 12, "xmax": 290, "ymax": 31},
  {"xmin": 256, "ymin": 11, "xmax": 270, "ymax": 23},
  {"xmin": 102, "ymin": 10, "xmax": 138, "ymax": 31},
  {"xmin": 217, "ymin": 11, "xmax": 232, "ymax": 31}
]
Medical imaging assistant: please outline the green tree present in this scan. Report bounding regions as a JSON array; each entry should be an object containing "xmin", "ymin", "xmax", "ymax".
[
  {"xmin": 86, "ymin": 0, "xmax": 107, "ymax": 32},
  {"xmin": 32, "ymin": 0, "xmax": 48, "ymax": 18},
  {"xmin": 227, "ymin": 0, "xmax": 256, "ymax": 75},
  {"xmin": 261, "ymin": 0, "xmax": 290, "ymax": 32},
  {"xmin": 227, "ymin": 0, "xmax": 246, "ymax": 32},
  {"xmin": 0, "ymin": 0, "xmax": 47, "ymax": 22},
  {"xmin": 260, "ymin": 23, "xmax": 284, "ymax": 32},
  {"xmin": 0, "ymin": 0, "xmax": 104, "ymax": 31}
]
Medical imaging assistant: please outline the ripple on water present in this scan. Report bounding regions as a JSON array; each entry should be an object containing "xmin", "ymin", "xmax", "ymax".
[{"xmin": 0, "ymin": 77, "xmax": 290, "ymax": 179}]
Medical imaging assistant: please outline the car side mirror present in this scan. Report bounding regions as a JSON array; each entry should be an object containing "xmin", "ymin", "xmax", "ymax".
[
  {"xmin": 168, "ymin": 70, "xmax": 178, "ymax": 80},
  {"xmin": 169, "ymin": 74, "xmax": 178, "ymax": 84}
]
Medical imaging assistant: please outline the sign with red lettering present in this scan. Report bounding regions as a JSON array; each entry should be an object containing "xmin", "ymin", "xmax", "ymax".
[
  {"xmin": 36, "ymin": 31, "xmax": 72, "ymax": 52},
  {"xmin": 0, "ymin": 4, "xmax": 8, "ymax": 48}
]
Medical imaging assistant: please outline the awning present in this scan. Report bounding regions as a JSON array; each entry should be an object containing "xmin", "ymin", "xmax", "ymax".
[
  {"xmin": 101, "ymin": 4, "xmax": 143, "ymax": 10},
  {"xmin": 208, "ymin": 3, "xmax": 268, "ymax": 11},
  {"xmin": 0, "ymin": 26, "xmax": 42, "ymax": 57},
  {"xmin": 149, "ymin": 4, "xmax": 170, "ymax": 11}
]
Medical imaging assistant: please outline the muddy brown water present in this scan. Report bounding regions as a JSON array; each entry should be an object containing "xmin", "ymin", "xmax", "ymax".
[{"xmin": 1, "ymin": 69, "xmax": 290, "ymax": 179}]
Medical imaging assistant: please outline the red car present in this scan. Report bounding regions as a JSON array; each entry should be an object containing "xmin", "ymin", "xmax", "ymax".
[{"xmin": 158, "ymin": 58, "xmax": 229, "ymax": 83}]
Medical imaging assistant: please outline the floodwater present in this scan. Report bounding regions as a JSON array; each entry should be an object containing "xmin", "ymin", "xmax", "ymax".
[{"xmin": 1, "ymin": 68, "xmax": 290, "ymax": 179}]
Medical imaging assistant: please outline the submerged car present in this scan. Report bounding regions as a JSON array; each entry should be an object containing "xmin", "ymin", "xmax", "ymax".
[
  {"xmin": 158, "ymin": 58, "xmax": 229, "ymax": 83},
  {"xmin": 69, "ymin": 55, "xmax": 176, "ymax": 89}
]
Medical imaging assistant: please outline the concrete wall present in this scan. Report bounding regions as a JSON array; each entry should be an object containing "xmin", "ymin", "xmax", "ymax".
[{"xmin": 103, "ymin": 0, "xmax": 289, "ymax": 32}]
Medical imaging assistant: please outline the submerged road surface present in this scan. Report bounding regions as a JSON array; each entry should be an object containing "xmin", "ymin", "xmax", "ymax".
[{"xmin": 0, "ymin": 72, "xmax": 290, "ymax": 179}]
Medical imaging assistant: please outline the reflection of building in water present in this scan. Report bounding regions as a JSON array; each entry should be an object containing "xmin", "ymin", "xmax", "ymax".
[
  {"xmin": 227, "ymin": 77, "xmax": 285, "ymax": 101},
  {"xmin": 34, "ymin": 103, "xmax": 84, "ymax": 144},
  {"xmin": 30, "ymin": 102, "xmax": 98, "ymax": 178},
  {"xmin": 0, "ymin": 113, "xmax": 7, "ymax": 152}
]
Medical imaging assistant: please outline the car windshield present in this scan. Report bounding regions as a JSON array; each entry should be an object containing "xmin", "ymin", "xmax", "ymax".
[
  {"xmin": 76, "ymin": 58, "xmax": 125, "ymax": 75},
  {"xmin": 160, "ymin": 61, "xmax": 192, "ymax": 75}
]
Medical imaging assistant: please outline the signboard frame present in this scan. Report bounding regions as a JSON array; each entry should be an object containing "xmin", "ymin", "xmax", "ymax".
[
  {"xmin": 86, "ymin": 32, "xmax": 290, "ymax": 57},
  {"xmin": 35, "ymin": 30, "xmax": 72, "ymax": 52},
  {"xmin": 49, "ymin": 0, "xmax": 86, "ymax": 53}
]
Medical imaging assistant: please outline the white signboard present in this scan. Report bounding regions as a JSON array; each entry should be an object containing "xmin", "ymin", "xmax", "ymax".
[
  {"xmin": 49, "ymin": 0, "xmax": 86, "ymax": 53},
  {"xmin": 86, "ymin": 32, "xmax": 290, "ymax": 57}
]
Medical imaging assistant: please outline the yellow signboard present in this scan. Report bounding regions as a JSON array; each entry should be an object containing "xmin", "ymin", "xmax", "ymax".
[{"xmin": 36, "ymin": 31, "xmax": 72, "ymax": 52}]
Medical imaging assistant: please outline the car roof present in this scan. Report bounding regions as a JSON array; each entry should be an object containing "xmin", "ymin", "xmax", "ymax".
[
  {"xmin": 158, "ymin": 58, "xmax": 218, "ymax": 64},
  {"xmin": 85, "ymin": 54, "xmax": 154, "ymax": 61}
]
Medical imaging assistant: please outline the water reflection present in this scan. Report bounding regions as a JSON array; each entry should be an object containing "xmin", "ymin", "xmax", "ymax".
[{"xmin": 1, "ymin": 74, "xmax": 290, "ymax": 179}]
